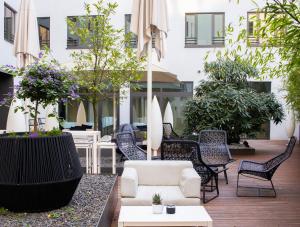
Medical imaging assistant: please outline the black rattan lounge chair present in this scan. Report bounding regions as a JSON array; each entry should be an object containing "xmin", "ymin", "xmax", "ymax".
[
  {"xmin": 237, "ymin": 136, "xmax": 297, "ymax": 197},
  {"xmin": 116, "ymin": 132, "xmax": 147, "ymax": 160},
  {"xmin": 199, "ymin": 130, "xmax": 235, "ymax": 184},
  {"xmin": 161, "ymin": 140, "xmax": 221, "ymax": 203},
  {"xmin": 163, "ymin": 123, "xmax": 183, "ymax": 140}
]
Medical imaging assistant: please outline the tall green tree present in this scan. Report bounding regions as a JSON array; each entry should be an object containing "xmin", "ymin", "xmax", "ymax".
[
  {"xmin": 205, "ymin": 0, "xmax": 300, "ymax": 119},
  {"xmin": 68, "ymin": 0, "xmax": 144, "ymax": 130}
]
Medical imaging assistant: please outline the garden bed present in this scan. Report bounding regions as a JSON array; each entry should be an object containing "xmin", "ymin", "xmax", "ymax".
[{"xmin": 0, "ymin": 174, "xmax": 117, "ymax": 227}]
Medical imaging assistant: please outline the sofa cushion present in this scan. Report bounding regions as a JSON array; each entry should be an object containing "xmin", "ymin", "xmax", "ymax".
[
  {"xmin": 121, "ymin": 168, "xmax": 138, "ymax": 197},
  {"xmin": 124, "ymin": 160, "xmax": 193, "ymax": 186},
  {"xmin": 180, "ymin": 168, "xmax": 201, "ymax": 198},
  {"xmin": 121, "ymin": 186, "xmax": 200, "ymax": 206}
]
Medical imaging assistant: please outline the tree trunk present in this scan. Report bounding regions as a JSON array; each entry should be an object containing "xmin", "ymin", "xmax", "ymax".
[
  {"xmin": 92, "ymin": 101, "xmax": 98, "ymax": 131},
  {"xmin": 33, "ymin": 101, "xmax": 39, "ymax": 133}
]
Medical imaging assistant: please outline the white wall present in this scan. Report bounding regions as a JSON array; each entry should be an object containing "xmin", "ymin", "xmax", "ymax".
[
  {"xmin": 1, "ymin": 0, "xmax": 297, "ymax": 139},
  {"xmin": 0, "ymin": 0, "xmax": 18, "ymax": 66}
]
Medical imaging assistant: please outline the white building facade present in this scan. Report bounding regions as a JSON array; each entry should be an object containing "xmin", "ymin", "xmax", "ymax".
[{"xmin": 0, "ymin": 0, "xmax": 298, "ymax": 139}]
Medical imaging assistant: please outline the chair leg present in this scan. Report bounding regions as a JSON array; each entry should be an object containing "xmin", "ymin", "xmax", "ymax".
[
  {"xmin": 223, "ymin": 165, "xmax": 228, "ymax": 184},
  {"xmin": 86, "ymin": 147, "xmax": 89, "ymax": 174},
  {"xmin": 270, "ymin": 179, "xmax": 277, "ymax": 197},
  {"xmin": 237, "ymin": 174, "xmax": 277, "ymax": 197},
  {"xmin": 202, "ymin": 185, "xmax": 206, "ymax": 204},
  {"xmin": 215, "ymin": 175, "xmax": 219, "ymax": 195},
  {"xmin": 236, "ymin": 173, "xmax": 240, "ymax": 196}
]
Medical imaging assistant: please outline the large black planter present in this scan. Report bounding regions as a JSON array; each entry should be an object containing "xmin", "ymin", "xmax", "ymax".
[{"xmin": 0, "ymin": 132, "xmax": 83, "ymax": 212}]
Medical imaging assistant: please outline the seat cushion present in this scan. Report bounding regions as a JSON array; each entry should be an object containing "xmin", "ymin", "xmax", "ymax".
[
  {"xmin": 121, "ymin": 186, "xmax": 200, "ymax": 206},
  {"xmin": 124, "ymin": 160, "xmax": 193, "ymax": 186}
]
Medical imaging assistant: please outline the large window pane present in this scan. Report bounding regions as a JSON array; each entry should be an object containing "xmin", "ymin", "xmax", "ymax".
[
  {"xmin": 213, "ymin": 14, "xmax": 224, "ymax": 44},
  {"xmin": 4, "ymin": 3, "xmax": 16, "ymax": 43},
  {"xmin": 67, "ymin": 16, "xmax": 96, "ymax": 49},
  {"xmin": 37, "ymin": 17, "xmax": 50, "ymax": 49},
  {"xmin": 131, "ymin": 82, "xmax": 193, "ymax": 135},
  {"xmin": 197, "ymin": 14, "xmax": 212, "ymax": 45},
  {"xmin": 185, "ymin": 15, "xmax": 196, "ymax": 45}
]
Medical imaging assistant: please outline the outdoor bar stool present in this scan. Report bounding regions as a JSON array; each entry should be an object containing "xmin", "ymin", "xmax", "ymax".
[{"xmin": 73, "ymin": 138, "xmax": 93, "ymax": 174}]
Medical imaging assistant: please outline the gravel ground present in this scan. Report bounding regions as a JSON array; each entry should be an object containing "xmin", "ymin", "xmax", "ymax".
[{"xmin": 0, "ymin": 174, "xmax": 117, "ymax": 227}]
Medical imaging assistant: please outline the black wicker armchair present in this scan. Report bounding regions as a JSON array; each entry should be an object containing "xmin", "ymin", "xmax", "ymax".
[
  {"xmin": 161, "ymin": 140, "xmax": 221, "ymax": 203},
  {"xmin": 237, "ymin": 136, "xmax": 297, "ymax": 197},
  {"xmin": 199, "ymin": 130, "xmax": 235, "ymax": 184},
  {"xmin": 116, "ymin": 132, "xmax": 147, "ymax": 160},
  {"xmin": 163, "ymin": 123, "xmax": 182, "ymax": 140}
]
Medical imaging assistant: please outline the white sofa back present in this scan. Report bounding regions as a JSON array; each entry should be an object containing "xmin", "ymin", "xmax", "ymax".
[{"xmin": 124, "ymin": 160, "xmax": 193, "ymax": 186}]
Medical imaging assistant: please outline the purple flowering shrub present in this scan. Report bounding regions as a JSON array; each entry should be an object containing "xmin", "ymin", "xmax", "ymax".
[{"xmin": 1, "ymin": 52, "xmax": 79, "ymax": 132}]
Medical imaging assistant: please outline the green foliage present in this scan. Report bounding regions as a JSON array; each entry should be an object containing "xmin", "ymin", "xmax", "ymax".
[
  {"xmin": 285, "ymin": 64, "xmax": 300, "ymax": 120},
  {"xmin": 185, "ymin": 60, "xmax": 284, "ymax": 143},
  {"xmin": 152, "ymin": 193, "xmax": 162, "ymax": 205},
  {"xmin": 204, "ymin": 60, "xmax": 259, "ymax": 88},
  {"xmin": 206, "ymin": 0, "xmax": 300, "ymax": 119},
  {"xmin": 68, "ymin": 0, "xmax": 144, "ymax": 130},
  {"xmin": 1, "ymin": 50, "xmax": 78, "ymax": 132}
]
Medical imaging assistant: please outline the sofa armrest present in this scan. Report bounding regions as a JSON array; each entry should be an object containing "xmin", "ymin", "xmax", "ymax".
[
  {"xmin": 179, "ymin": 168, "xmax": 201, "ymax": 198},
  {"xmin": 121, "ymin": 167, "xmax": 138, "ymax": 198}
]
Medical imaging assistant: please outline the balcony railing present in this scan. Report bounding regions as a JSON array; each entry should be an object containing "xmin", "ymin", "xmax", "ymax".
[{"xmin": 185, "ymin": 36, "xmax": 225, "ymax": 46}]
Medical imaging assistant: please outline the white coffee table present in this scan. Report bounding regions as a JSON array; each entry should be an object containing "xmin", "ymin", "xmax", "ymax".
[{"xmin": 118, "ymin": 206, "xmax": 213, "ymax": 227}]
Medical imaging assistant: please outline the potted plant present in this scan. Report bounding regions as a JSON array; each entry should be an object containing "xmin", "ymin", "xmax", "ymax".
[
  {"xmin": 152, "ymin": 193, "xmax": 163, "ymax": 214},
  {"xmin": 0, "ymin": 52, "xmax": 83, "ymax": 212}
]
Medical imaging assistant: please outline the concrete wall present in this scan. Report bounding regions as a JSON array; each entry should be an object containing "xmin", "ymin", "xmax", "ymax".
[{"xmin": 0, "ymin": 0, "xmax": 298, "ymax": 139}]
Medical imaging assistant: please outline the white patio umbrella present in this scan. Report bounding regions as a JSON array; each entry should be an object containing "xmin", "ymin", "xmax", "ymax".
[
  {"xmin": 9, "ymin": 0, "xmax": 40, "ymax": 132},
  {"xmin": 131, "ymin": 0, "xmax": 169, "ymax": 160},
  {"xmin": 76, "ymin": 101, "xmax": 87, "ymax": 126}
]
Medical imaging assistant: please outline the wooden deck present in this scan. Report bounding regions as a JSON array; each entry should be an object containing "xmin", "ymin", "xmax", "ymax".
[{"xmin": 111, "ymin": 139, "xmax": 300, "ymax": 227}]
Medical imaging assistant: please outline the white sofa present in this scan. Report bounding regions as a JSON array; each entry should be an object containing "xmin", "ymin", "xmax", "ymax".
[{"xmin": 121, "ymin": 160, "xmax": 201, "ymax": 206}]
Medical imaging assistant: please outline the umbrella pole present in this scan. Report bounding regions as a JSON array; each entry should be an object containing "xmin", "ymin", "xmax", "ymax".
[{"xmin": 146, "ymin": 40, "xmax": 152, "ymax": 161}]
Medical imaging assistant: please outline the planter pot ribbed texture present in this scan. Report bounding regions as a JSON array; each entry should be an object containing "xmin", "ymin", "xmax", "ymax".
[{"xmin": 0, "ymin": 132, "xmax": 83, "ymax": 212}]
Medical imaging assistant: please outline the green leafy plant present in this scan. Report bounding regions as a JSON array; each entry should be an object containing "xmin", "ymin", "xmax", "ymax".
[
  {"xmin": 68, "ymin": 0, "xmax": 144, "ymax": 130},
  {"xmin": 205, "ymin": 0, "xmax": 300, "ymax": 120},
  {"xmin": 184, "ymin": 60, "xmax": 284, "ymax": 143},
  {"xmin": 0, "ymin": 51, "xmax": 78, "ymax": 133},
  {"xmin": 152, "ymin": 193, "xmax": 162, "ymax": 205}
]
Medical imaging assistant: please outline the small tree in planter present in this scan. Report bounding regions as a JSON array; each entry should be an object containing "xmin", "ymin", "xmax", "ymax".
[
  {"xmin": 1, "ymin": 52, "xmax": 79, "ymax": 133},
  {"xmin": 0, "ymin": 53, "xmax": 83, "ymax": 212}
]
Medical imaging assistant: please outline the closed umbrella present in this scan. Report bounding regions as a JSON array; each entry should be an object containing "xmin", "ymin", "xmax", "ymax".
[
  {"xmin": 14, "ymin": 0, "xmax": 40, "ymax": 67},
  {"xmin": 131, "ymin": 0, "xmax": 169, "ymax": 160},
  {"xmin": 76, "ymin": 101, "xmax": 87, "ymax": 126},
  {"xmin": 11, "ymin": 0, "xmax": 40, "ymax": 132}
]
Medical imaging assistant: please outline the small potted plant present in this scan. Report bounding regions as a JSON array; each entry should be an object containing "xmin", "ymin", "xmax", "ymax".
[{"xmin": 152, "ymin": 193, "xmax": 163, "ymax": 214}]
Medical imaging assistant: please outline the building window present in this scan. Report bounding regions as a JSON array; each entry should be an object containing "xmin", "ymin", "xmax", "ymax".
[
  {"xmin": 131, "ymin": 82, "xmax": 193, "ymax": 135},
  {"xmin": 125, "ymin": 14, "xmax": 155, "ymax": 48},
  {"xmin": 125, "ymin": 14, "xmax": 137, "ymax": 48},
  {"xmin": 37, "ymin": 17, "xmax": 50, "ymax": 49},
  {"xmin": 67, "ymin": 16, "xmax": 95, "ymax": 49},
  {"xmin": 185, "ymin": 13, "xmax": 225, "ymax": 47},
  {"xmin": 247, "ymin": 11, "xmax": 265, "ymax": 46},
  {"xmin": 246, "ymin": 81, "xmax": 271, "ymax": 139},
  {"xmin": 4, "ymin": 3, "xmax": 16, "ymax": 43}
]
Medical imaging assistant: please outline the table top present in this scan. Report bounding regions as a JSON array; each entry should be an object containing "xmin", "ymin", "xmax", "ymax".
[{"xmin": 118, "ymin": 206, "xmax": 212, "ymax": 225}]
